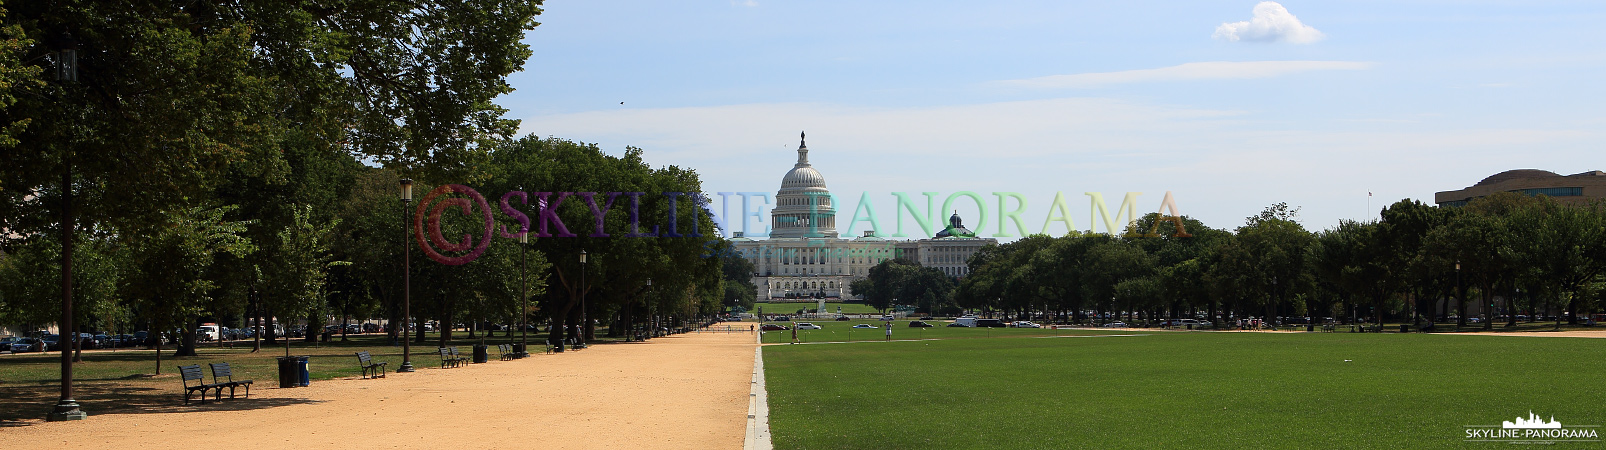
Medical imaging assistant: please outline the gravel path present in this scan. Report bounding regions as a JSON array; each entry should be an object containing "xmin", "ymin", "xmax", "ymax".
[{"xmin": 3, "ymin": 330, "xmax": 759, "ymax": 449}]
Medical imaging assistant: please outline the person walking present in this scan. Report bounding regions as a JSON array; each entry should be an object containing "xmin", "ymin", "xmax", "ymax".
[{"xmin": 790, "ymin": 324, "xmax": 798, "ymax": 344}]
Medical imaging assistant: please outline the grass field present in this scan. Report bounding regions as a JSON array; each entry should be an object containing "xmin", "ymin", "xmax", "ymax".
[
  {"xmin": 0, "ymin": 332, "xmax": 554, "ymax": 422},
  {"xmin": 763, "ymin": 330, "xmax": 1606, "ymax": 449}
]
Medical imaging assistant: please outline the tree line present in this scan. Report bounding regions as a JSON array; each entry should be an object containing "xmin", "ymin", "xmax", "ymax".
[
  {"xmin": 0, "ymin": 1, "xmax": 727, "ymax": 368},
  {"xmin": 858, "ymin": 194, "xmax": 1605, "ymax": 329}
]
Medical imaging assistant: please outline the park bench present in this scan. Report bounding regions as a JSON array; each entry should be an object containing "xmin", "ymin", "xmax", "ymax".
[
  {"xmin": 209, "ymin": 362, "xmax": 253, "ymax": 400},
  {"xmin": 355, "ymin": 351, "xmax": 387, "ymax": 379},
  {"xmin": 543, "ymin": 339, "xmax": 555, "ymax": 354},
  {"xmin": 178, "ymin": 364, "xmax": 224, "ymax": 405},
  {"xmin": 496, "ymin": 344, "xmax": 514, "ymax": 361},
  {"xmin": 438, "ymin": 347, "xmax": 464, "ymax": 368},
  {"xmin": 449, "ymin": 346, "xmax": 468, "ymax": 365}
]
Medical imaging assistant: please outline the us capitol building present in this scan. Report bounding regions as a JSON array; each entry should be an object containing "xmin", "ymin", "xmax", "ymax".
[{"xmin": 729, "ymin": 133, "xmax": 997, "ymax": 301}]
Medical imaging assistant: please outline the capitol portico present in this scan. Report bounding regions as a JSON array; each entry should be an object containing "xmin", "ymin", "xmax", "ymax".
[{"xmin": 730, "ymin": 133, "xmax": 997, "ymax": 300}]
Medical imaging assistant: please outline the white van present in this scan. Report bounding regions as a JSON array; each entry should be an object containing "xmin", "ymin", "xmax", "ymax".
[
  {"xmin": 949, "ymin": 315, "xmax": 977, "ymax": 327},
  {"xmin": 197, "ymin": 324, "xmax": 220, "ymax": 341}
]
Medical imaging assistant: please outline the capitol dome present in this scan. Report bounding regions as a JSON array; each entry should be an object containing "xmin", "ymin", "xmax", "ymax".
[
  {"xmin": 770, "ymin": 132, "xmax": 838, "ymax": 238},
  {"xmin": 782, "ymin": 166, "xmax": 826, "ymax": 188}
]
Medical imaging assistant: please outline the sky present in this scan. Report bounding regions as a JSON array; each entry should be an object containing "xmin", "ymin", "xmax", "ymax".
[{"xmin": 499, "ymin": 0, "xmax": 1605, "ymax": 239}]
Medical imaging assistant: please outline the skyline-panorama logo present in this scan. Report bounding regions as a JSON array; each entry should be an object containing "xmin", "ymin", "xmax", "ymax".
[{"xmin": 1464, "ymin": 411, "xmax": 1600, "ymax": 444}]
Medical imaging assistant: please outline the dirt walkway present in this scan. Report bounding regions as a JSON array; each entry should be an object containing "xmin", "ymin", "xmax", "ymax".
[{"xmin": 3, "ymin": 330, "xmax": 759, "ymax": 449}]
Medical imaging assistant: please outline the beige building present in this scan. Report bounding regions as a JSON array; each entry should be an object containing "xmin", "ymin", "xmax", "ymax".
[
  {"xmin": 731, "ymin": 134, "xmax": 996, "ymax": 300},
  {"xmin": 1435, "ymin": 169, "xmax": 1606, "ymax": 207}
]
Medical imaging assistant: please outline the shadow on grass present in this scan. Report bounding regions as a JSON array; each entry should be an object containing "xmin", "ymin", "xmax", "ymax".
[{"xmin": 0, "ymin": 384, "xmax": 319, "ymax": 423}]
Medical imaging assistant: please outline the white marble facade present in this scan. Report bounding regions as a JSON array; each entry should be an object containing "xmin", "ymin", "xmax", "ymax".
[{"xmin": 731, "ymin": 134, "xmax": 996, "ymax": 300}]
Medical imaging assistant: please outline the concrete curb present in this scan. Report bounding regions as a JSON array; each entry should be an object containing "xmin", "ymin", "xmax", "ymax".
[{"xmin": 744, "ymin": 336, "xmax": 772, "ymax": 450}]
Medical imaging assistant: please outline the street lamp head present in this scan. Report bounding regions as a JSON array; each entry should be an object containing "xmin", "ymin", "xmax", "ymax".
[
  {"xmin": 518, "ymin": 230, "xmax": 527, "ymax": 244},
  {"xmin": 1455, "ymin": 261, "xmax": 1460, "ymax": 271},
  {"xmin": 579, "ymin": 248, "xmax": 587, "ymax": 264},
  {"xmin": 399, "ymin": 178, "xmax": 413, "ymax": 201},
  {"xmin": 646, "ymin": 278, "xmax": 652, "ymax": 286}
]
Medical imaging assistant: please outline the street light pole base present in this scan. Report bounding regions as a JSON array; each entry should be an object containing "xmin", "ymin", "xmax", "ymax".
[
  {"xmin": 397, "ymin": 362, "xmax": 415, "ymax": 373},
  {"xmin": 47, "ymin": 400, "xmax": 86, "ymax": 421}
]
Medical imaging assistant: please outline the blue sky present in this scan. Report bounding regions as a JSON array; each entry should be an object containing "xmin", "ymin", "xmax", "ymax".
[{"xmin": 501, "ymin": 1, "xmax": 1605, "ymax": 238}]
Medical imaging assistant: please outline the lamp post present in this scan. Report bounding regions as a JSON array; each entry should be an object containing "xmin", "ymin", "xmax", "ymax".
[
  {"xmin": 643, "ymin": 278, "xmax": 652, "ymax": 340},
  {"xmin": 48, "ymin": 32, "xmax": 85, "ymax": 422},
  {"xmin": 520, "ymin": 230, "xmax": 529, "ymax": 353},
  {"xmin": 579, "ymin": 249, "xmax": 588, "ymax": 346},
  {"xmin": 398, "ymin": 178, "xmax": 415, "ymax": 372}
]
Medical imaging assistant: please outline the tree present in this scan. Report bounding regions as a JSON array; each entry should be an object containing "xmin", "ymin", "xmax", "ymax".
[
  {"xmin": 122, "ymin": 206, "xmax": 253, "ymax": 368},
  {"xmin": 719, "ymin": 244, "xmax": 757, "ymax": 311},
  {"xmin": 262, "ymin": 204, "xmax": 345, "ymax": 344}
]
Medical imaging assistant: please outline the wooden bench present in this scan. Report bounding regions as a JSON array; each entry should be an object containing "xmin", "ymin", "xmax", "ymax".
[
  {"xmin": 178, "ymin": 364, "xmax": 223, "ymax": 405},
  {"xmin": 356, "ymin": 351, "xmax": 387, "ymax": 379},
  {"xmin": 438, "ymin": 347, "xmax": 464, "ymax": 368},
  {"xmin": 496, "ymin": 344, "xmax": 513, "ymax": 361},
  {"xmin": 449, "ymin": 346, "xmax": 468, "ymax": 365},
  {"xmin": 209, "ymin": 362, "xmax": 253, "ymax": 400}
]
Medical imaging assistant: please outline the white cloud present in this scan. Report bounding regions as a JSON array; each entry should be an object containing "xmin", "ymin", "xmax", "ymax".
[
  {"xmin": 1000, "ymin": 61, "xmax": 1372, "ymax": 88},
  {"xmin": 1214, "ymin": 2, "xmax": 1325, "ymax": 44}
]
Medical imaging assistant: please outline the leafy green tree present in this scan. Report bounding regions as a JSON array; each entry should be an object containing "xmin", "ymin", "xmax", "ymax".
[
  {"xmin": 0, "ymin": 232, "xmax": 122, "ymax": 359},
  {"xmin": 1229, "ymin": 204, "xmax": 1315, "ymax": 325},
  {"xmin": 122, "ymin": 206, "xmax": 253, "ymax": 368}
]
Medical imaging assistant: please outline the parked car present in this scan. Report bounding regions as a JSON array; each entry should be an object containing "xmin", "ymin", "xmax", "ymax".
[
  {"xmin": 760, "ymin": 323, "xmax": 788, "ymax": 331},
  {"xmin": 834, "ymin": 315, "xmax": 850, "ymax": 321},
  {"xmin": 851, "ymin": 324, "xmax": 879, "ymax": 329},
  {"xmin": 908, "ymin": 321, "xmax": 934, "ymax": 328},
  {"xmin": 919, "ymin": 316, "xmax": 935, "ymax": 320},
  {"xmin": 976, "ymin": 319, "xmax": 1007, "ymax": 328},
  {"xmin": 1010, "ymin": 321, "xmax": 1041, "ymax": 328},
  {"xmin": 1101, "ymin": 321, "xmax": 1129, "ymax": 328},
  {"xmin": 0, "ymin": 336, "xmax": 14, "ymax": 351},
  {"xmin": 796, "ymin": 323, "xmax": 822, "ymax": 330},
  {"xmin": 40, "ymin": 334, "xmax": 61, "ymax": 351},
  {"xmin": 11, "ymin": 337, "xmax": 40, "ymax": 352}
]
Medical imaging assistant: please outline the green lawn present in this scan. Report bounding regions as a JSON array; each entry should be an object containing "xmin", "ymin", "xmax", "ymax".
[{"xmin": 762, "ymin": 331, "xmax": 1606, "ymax": 449}]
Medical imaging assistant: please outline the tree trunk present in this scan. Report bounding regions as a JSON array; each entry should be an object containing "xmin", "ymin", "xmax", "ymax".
[
  {"xmin": 72, "ymin": 326, "xmax": 83, "ymax": 362},
  {"xmin": 305, "ymin": 312, "xmax": 319, "ymax": 343},
  {"xmin": 265, "ymin": 305, "xmax": 279, "ymax": 345},
  {"xmin": 439, "ymin": 297, "xmax": 454, "ymax": 346},
  {"xmin": 153, "ymin": 338, "xmax": 162, "ymax": 375},
  {"xmin": 175, "ymin": 324, "xmax": 199, "ymax": 357}
]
